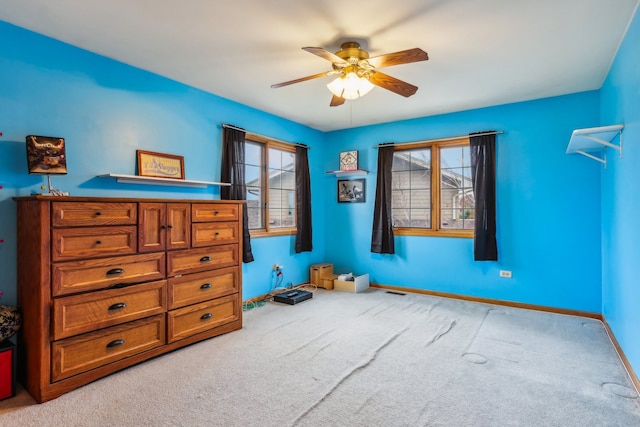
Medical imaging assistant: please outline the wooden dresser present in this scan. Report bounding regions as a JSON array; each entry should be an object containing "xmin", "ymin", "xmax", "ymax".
[{"xmin": 15, "ymin": 196, "xmax": 243, "ymax": 402}]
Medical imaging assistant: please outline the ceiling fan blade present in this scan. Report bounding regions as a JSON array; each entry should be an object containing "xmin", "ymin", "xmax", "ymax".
[
  {"xmin": 303, "ymin": 47, "xmax": 348, "ymax": 65},
  {"xmin": 271, "ymin": 71, "xmax": 333, "ymax": 88},
  {"xmin": 330, "ymin": 95, "xmax": 346, "ymax": 107},
  {"xmin": 368, "ymin": 48, "xmax": 428, "ymax": 68},
  {"xmin": 368, "ymin": 72, "xmax": 418, "ymax": 97}
]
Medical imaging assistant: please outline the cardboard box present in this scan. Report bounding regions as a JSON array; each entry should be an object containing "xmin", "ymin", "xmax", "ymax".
[
  {"xmin": 310, "ymin": 263, "xmax": 334, "ymax": 289},
  {"xmin": 320, "ymin": 275, "xmax": 337, "ymax": 290},
  {"xmin": 333, "ymin": 274, "xmax": 369, "ymax": 293}
]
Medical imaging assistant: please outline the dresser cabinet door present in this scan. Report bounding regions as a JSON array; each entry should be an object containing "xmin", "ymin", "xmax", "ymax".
[{"xmin": 139, "ymin": 203, "xmax": 190, "ymax": 252}]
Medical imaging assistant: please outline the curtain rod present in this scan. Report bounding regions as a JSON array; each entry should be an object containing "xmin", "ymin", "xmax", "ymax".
[
  {"xmin": 221, "ymin": 123, "xmax": 309, "ymax": 149},
  {"xmin": 373, "ymin": 130, "xmax": 504, "ymax": 148}
]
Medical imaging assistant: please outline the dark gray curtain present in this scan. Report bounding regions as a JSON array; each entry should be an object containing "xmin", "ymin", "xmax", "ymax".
[
  {"xmin": 469, "ymin": 132, "xmax": 498, "ymax": 261},
  {"xmin": 294, "ymin": 145, "xmax": 312, "ymax": 253},
  {"xmin": 371, "ymin": 145, "xmax": 395, "ymax": 254},
  {"xmin": 221, "ymin": 126, "xmax": 254, "ymax": 263}
]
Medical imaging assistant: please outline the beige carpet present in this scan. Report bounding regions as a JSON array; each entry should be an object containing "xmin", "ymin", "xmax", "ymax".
[{"xmin": 1, "ymin": 288, "xmax": 639, "ymax": 426}]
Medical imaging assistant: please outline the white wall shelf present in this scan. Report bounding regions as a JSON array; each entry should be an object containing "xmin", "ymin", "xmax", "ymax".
[
  {"xmin": 325, "ymin": 169, "xmax": 368, "ymax": 177},
  {"xmin": 98, "ymin": 174, "xmax": 230, "ymax": 188},
  {"xmin": 566, "ymin": 124, "xmax": 624, "ymax": 165}
]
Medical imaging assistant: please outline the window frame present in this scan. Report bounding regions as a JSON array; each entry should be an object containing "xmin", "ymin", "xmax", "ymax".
[
  {"xmin": 244, "ymin": 132, "xmax": 297, "ymax": 238},
  {"xmin": 392, "ymin": 136, "xmax": 474, "ymax": 239}
]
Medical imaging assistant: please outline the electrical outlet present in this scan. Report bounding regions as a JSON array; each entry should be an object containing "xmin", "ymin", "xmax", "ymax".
[
  {"xmin": 273, "ymin": 264, "xmax": 283, "ymax": 271},
  {"xmin": 499, "ymin": 270, "xmax": 512, "ymax": 278}
]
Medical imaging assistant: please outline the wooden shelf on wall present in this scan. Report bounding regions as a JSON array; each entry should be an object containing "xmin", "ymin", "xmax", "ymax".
[
  {"xmin": 98, "ymin": 174, "xmax": 230, "ymax": 188},
  {"xmin": 325, "ymin": 169, "xmax": 368, "ymax": 177}
]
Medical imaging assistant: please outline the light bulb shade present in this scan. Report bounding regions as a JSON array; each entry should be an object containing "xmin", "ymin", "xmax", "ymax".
[{"xmin": 327, "ymin": 73, "xmax": 375, "ymax": 100}]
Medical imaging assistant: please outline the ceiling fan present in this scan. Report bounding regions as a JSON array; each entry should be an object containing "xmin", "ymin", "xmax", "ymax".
[{"xmin": 271, "ymin": 42, "xmax": 428, "ymax": 107}]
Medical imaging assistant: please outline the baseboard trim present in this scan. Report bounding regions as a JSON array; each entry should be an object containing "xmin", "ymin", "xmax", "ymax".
[
  {"xmin": 370, "ymin": 283, "xmax": 602, "ymax": 319},
  {"xmin": 601, "ymin": 316, "xmax": 640, "ymax": 394}
]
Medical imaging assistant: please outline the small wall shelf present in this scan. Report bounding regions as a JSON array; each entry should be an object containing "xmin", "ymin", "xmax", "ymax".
[
  {"xmin": 98, "ymin": 174, "xmax": 230, "ymax": 188},
  {"xmin": 326, "ymin": 169, "xmax": 368, "ymax": 177},
  {"xmin": 566, "ymin": 124, "xmax": 624, "ymax": 165}
]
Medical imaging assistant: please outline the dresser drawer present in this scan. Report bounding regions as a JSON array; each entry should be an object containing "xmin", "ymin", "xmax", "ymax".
[
  {"xmin": 52, "ymin": 202, "xmax": 137, "ymax": 227},
  {"xmin": 192, "ymin": 203, "xmax": 239, "ymax": 222},
  {"xmin": 52, "ymin": 280, "xmax": 167, "ymax": 340},
  {"xmin": 52, "ymin": 226, "xmax": 137, "ymax": 261},
  {"xmin": 51, "ymin": 315, "xmax": 165, "ymax": 382},
  {"xmin": 52, "ymin": 253, "xmax": 166, "ymax": 296},
  {"xmin": 167, "ymin": 245, "xmax": 238, "ymax": 277},
  {"xmin": 191, "ymin": 221, "xmax": 239, "ymax": 247},
  {"xmin": 168, "ymin": 267, "xmax": 238, "ymax": 309},
  {"xmin": 167, "ymin": 295, "xmax": 239, "ymax": 343}
]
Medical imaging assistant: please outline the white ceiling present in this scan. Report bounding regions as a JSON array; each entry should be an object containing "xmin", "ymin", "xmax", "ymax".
[{"xmin": 0, "ymin": 0, "xmax": 638, "ymax": 131}]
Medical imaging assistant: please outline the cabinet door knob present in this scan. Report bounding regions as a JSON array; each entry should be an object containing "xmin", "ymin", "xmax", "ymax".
[
  {"xmin": 106, "ymin": 339, "xmax": 125, "ymax": 348},
  {"xmin": 200, "ymin": 256, "xmax": 211, "ymax": 263},
  {"xmin": 108, "ymin": 302, "xmax": 127, "ymax": 311},
  {"xmin": 106, "ymin": 268, "xmax": 125, "ymax": 276},
  {"xmin": 160, "ymin": 225, "xmax": 167, "ymax": 230},
  {"xmin": 167, "ymin": 225, "xmax": 173, "ymax": 229},
  {"xmin": 200, "ymin": 283, "xmax": 212, "ymax": 289},
  {"xmin": 200, "ymin": 313, "xmax": 212, "ymax": 320}
]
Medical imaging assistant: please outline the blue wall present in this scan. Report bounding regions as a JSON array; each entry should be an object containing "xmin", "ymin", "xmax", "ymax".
[
  {"xmin": 0, "ymin": 21, "xmax": 327, "ymax": 303},
  {"xmin": 600, "ymin": 5, "xmax": 640, "ymax": 381},
  {"xmin": 324, "ymin": 92, "xmax": 603, "ymax": 312}
]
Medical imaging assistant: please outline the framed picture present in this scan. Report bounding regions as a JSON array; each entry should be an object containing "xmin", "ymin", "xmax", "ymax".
[
  {"xmin": 26, "ymin": 135, "xmax": 68, "ymax": 174},
  {"xmin": 339, "ymin": 150, "xmax": 358, "ymax": 171},
  {"xmin": 337, "ymin": 178, "xmax": 365, "ymax": 203},
  {"xmin": 137, "ymin": 150, "xmax": 185, "ymax": 180}
]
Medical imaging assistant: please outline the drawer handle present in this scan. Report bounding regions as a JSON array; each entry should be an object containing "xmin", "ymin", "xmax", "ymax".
[
  {"xmin": 96, "ymin": 240, "xmax": 102, "ymax": 245},
  {"xmin": 108, "ymin": 302, "xmax": 127, "ymax": 311},
  {"xmin": 95, "ymin": 211, "xmax": 102, "ymax": 216},
  {"xmin": 106, "ymin": 268, "xmax": 125, "ymax": 276},
  {"xmin": 201, "ymin": 313, "xmax": 212, "ymax": 320},
  {"xmin": 214, "ymin": 232, "xmax": 220, "ymax": 237},
  {"xmin": 106, "ymin": 339, "xmax": 125, "ymax": 348},
  {"xmin": 200, "ymin": 256, "xmax": 211, "ymax": 263},
  {"xmin": 200, "ymin": 283, "xmax": 212, "ymax": 290},
  {"xmin": 214, "ymin": 211, "xmax": 219, "ymax": 216}
]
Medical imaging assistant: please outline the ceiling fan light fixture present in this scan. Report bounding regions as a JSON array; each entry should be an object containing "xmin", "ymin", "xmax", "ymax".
[{"xmin": 327, "ymin": 72, "xmax": 374, "ymax": 100}]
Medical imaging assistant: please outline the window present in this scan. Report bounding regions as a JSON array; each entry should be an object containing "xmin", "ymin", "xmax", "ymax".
[
  {"xmin": 391, "ymin": 137, "xmax": 474, "ymax": 237},
  {"xmin": 244, "ymin": 134, "xmax": 296, "ymax": 237}
]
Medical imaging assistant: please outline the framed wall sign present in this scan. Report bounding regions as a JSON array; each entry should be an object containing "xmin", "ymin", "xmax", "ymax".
[
  {"xmin": 338, "ymin": 178, "xmax": 365, "ymax": 203},
  {"xmin": 26, "ymin": 135, "xmax": 67, "ymax": 174},
  {"xmin": 339, "ymin": 150, "xmax": 358, "ymax": 171},
  {"xmin": 137, "ymin": 150, "xmax": 185, "ymax": 180}
]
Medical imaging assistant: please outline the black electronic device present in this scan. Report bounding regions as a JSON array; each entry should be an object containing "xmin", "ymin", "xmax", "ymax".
[{"xmin": 273, "ymin": 289, "xmax": 313, "ymax": 305}]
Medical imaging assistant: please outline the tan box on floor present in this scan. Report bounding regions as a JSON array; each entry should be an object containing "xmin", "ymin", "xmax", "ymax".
[
  {"xmin": 333, "ymin": 274, "xmax": 369, "ymax": 293},
  {"xmin": 320, "ymin": 275, "xmax": 338, "ymax": 290},
  {"xmin": 310, "ymin": 263, "xmax": 334, "ymax": 289}
]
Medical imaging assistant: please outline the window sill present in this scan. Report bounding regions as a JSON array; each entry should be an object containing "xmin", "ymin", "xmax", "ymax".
[
  {"xmin": 394, "ymin": 228, "xmax": 473, "ymax": 238},
  {"xmin": 250, "ymin": 228, "xmax": 297, "ymax": 238}
]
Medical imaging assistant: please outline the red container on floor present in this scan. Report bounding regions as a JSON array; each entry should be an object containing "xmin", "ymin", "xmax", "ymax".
[{"xmin": 0, "ymin": 340, "xmax": 16, "ymax": 400}]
